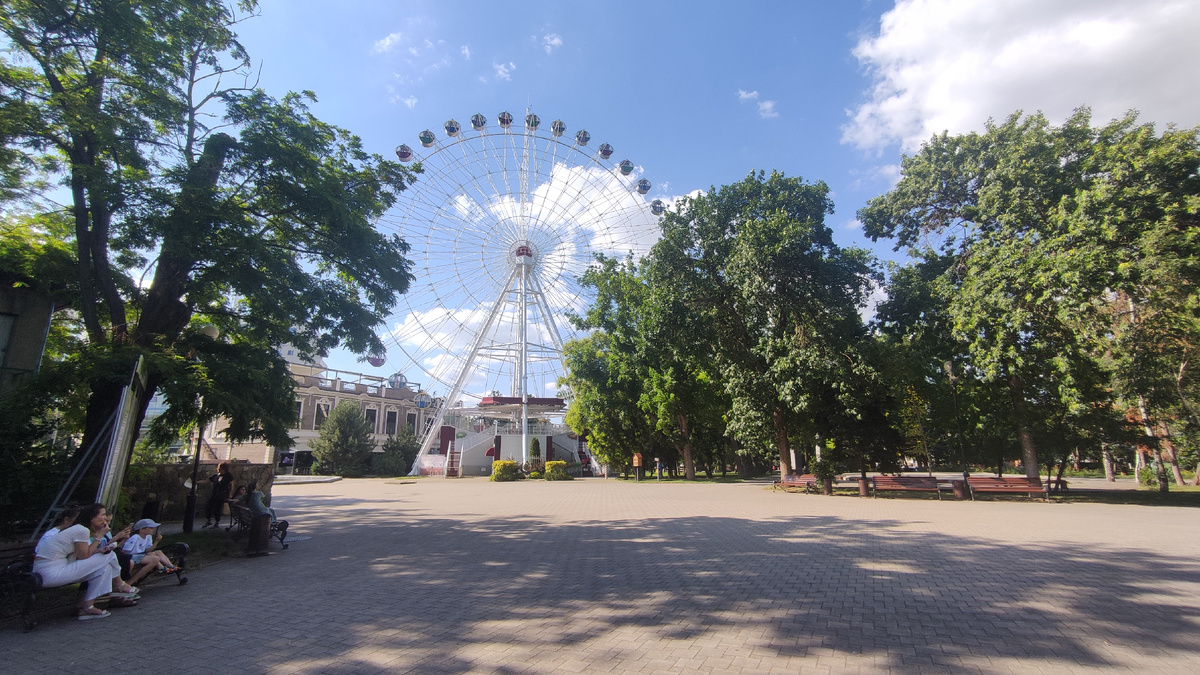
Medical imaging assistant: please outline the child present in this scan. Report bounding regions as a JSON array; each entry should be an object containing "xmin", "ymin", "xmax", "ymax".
[{"xmin": 122, "ymin": 518, "xmax": 179, "ymax": 585}]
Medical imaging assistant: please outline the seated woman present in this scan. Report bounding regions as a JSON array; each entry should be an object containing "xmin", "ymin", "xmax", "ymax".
[
  {"xmin": 243, "ymin": 481, "xmax": 277, "ymax": 520},
  {"xmin": 33, "ymin": 503, "xmax": 138, "ymax": 620},
  {"xmin": 37, "ymin": 506, "xmax": 80, "ymax": 547}
]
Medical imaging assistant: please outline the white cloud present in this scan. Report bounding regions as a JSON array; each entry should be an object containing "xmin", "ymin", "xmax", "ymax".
[
  {"xmin": 736, "ymin": 89, "xmax": 759, "ymax": 101},
  {"xmin": 373, "ymin": 31, "xmax": 403, "ymax": 53},
  {"xmin": 461, "ymin": 45, "xmax": 471, "ymax": 59},
  {"xmin": 845, "ymin": 0, "xmax": 1200, "ymax": 152},
  {"xmin": 756, "ymin": 101, "xmax": 779, "ymax": 119},
  {"xmin": 403, "ymin": 96, "xmax": 418, "ymax": 109},
  {"xmin": 543, "ymin": 33, "xmax": 563, "ymax": 54},
  {"xmin": 493, "ymin": 62, "xmax": 516, "ymax": 80}
]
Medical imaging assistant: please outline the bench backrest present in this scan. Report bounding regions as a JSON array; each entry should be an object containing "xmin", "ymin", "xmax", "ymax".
[
  {"xmin": 968, "ymin": 476, "xmax": 1043, "ymax": 487},
  {"xmin": 873, "ymin": 476, "xmax": 938, "ymax": 488},
  {"xmin": 781, "ymin": 474, "xmax": 817, "ymax": 483},
  {"xmin": 0, "ymin": 543, "xmax": 36, "ymax": 572}
]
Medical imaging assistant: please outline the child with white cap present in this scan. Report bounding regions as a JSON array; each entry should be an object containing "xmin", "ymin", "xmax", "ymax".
[{"xmin": 122, "ymin": 518, "xmax": 179, "ymax": 586}]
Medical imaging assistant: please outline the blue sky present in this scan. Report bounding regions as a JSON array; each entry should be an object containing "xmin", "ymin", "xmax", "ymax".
[{"xmin": 231, "ymin": 0, "xmax": 1200, "ymax": 392}]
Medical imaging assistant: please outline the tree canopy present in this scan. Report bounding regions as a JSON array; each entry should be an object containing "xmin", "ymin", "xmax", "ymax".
[{"xmin": 0, "ymin": 0, "xmax": 418, "ymax": 497}]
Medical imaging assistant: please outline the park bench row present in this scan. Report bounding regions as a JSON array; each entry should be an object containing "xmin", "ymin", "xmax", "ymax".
[{"xmin": 773, "ymin": 474, "xmax": 1067, "ymax": 500}]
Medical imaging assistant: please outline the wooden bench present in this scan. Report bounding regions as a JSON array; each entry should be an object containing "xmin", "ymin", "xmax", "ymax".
[
  {"xmin": 967, "ymin": 476, "xmax": 1066, "ymax": 501},
  {"xmin": 227, "ymin": 502, "xmax": 289, "ymax": 550},
  {"xmin": 773, "ymin": 474, "xmax": 819, "ymax": 493},
  {"xmin": 1, "ymin": 538, "xmax": 188, "ymax": 631},
  {"xmin": 871, "ymin": 475, "xmax": 948, "ymax": 499},
  {"xmin": 1, "ymin": 542, "xmax": 42, "ymax": 631}
]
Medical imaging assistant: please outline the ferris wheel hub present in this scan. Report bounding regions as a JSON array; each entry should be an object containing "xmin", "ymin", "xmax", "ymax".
[{"xmin": 511, "ymin": 242, "xmax": 536, "ymax": 266}]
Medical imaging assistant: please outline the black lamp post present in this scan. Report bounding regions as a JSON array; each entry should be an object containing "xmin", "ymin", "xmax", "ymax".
[
  {"xmin": 181, "ymin": 324, "xmax": 218, "ymax": 533},
  {"xmin": 943, "ymin": 361, "xmax": 968, "ymax": 483}
]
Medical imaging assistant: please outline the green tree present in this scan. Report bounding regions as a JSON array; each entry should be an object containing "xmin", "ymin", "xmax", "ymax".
[
  {"xmin": 862, "ymin": 109, "xmax": 1200, "ymax": 485},
  {"xmin": 0, "ymin": 2, "xmax": 417, "ymax": 489},
  {"xmin": 647, "ymin": 171, "xmax": 878, "ymax": 475},
  {"xmin": 311, "ymin": 401, "xmax": 374, "ymax": 477},
  {"xmin": 372, "ymin": 428, "xmax": 420, "ymax": 477},
  {"xmin": 862, "ymin": 110, "xmax": 1115, "ymax": 479}
]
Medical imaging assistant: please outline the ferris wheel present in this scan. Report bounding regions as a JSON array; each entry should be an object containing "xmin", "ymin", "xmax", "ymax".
[{"xmin": 374, "ymin": 110, "xmax": 664, "ymax": 459}]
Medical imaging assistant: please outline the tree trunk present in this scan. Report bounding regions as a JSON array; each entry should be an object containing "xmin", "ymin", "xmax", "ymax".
[
  {"xmin": 1007, "ymin": 371, "xmax": 1039, "ymax": 480},
  {"xmin": 1102, "ymin": 444, "xmax": 1115, "ymax": 482},
  {"xmin": 1159, "ymin": 423, "xmax": 1186, "ymax": 486},
  {"xmin": 677, "ymin": 412, "xmax": 696, "ymax": 480},
  {"xmin": 1137, "ymin": 395, "xmax": 1169, "ymax": 493},
  {"xmin": 773, "ymin": 406, "xmax": 792, "ymax": 476}
]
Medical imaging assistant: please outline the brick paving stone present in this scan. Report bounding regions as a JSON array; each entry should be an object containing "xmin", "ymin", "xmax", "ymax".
[{"xmin": 3, "ymin": 478, "xmax": 1200, "ymax": 673}]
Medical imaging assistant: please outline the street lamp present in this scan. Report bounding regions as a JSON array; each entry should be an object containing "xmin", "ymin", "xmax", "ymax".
[
  {"xmin": 943, "ymin": 361, "xmax": 969, "ymax": 484},
  {"xmin": 182, "ymin": 324, "xmax": 218, "ymax": 533}
]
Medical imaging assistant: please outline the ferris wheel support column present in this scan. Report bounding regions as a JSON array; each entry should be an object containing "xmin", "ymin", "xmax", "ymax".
[
  {"xmin": 408, "ymin": 267, "xmax": 518, "ymax": 476},
  {"xmin": 519, "ymin": 258, "xmax": 529, "ymax": 466}
]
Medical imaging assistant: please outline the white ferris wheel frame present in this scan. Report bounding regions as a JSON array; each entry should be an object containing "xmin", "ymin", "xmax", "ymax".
[{"xmin": 377, "ymin": 110, "xmax": 663, "ymax": 474}]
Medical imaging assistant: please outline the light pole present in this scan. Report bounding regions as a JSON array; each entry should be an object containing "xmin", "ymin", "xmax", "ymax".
[
  {"xmin": 943, "ymin": 361, "xmax": 968, "ymax": 484},
  {"xmin": 182, "ymin": 324, "xmax": 218, "ymax": 533}
]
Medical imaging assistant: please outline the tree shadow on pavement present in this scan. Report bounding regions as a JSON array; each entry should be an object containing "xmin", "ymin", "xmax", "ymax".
[{"xmin": 240, "ymin": 494, "xmax": 1200, "ymax": 674}]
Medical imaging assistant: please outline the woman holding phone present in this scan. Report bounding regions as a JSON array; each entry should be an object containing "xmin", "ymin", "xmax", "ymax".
[{"xmin": 32, "ymin": 503, "xmax": 138, "ymax": 620}]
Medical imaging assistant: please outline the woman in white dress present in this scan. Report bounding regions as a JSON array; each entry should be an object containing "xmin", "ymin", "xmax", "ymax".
[{"xmin": 33, "ymin": 503, "xmax": 137, "ymax": 620}]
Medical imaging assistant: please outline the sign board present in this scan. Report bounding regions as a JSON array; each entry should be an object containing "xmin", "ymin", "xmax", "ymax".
[{"xmin": 96, "ymin": 356, "xmax": 148, "ymax": 509}]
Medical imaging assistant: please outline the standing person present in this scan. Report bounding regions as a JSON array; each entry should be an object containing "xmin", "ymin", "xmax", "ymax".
[
  {"xmin": 32, "ymin": 503, "xmax": 137, "ymax": 620},
  {"xmin": 203, "ymin": 461, "xmax": 234, "ymax": 528}
]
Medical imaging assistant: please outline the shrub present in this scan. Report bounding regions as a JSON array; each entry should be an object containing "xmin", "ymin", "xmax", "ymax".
[
  {"xmin": 810, "ymin": 458, "xmax": 837, "ymax": 482},
  {"xmin": 545, "ymin": 460, "xmax": 573, "ymax": 481},
  {"xmin": 530, "ymin": 437, "xmax": 541, "ymax": 459},
  {"xmin": 311, "ymin": 401, "xmax": 374, "ymax": 477},
  {"xmin": 529, "ymin": 470, "xmax": 544, "ymax": 479},
  {"xmin": 372, "ymin": 429, "xmax": 421, "ymax": 477},
  {"xmin": 1138, "ymin": 466, "xmax": 1159, "ymax": 487},
  {"xmin": 491, "ymin": 460, "xmax": 520, "ymax": 482}
]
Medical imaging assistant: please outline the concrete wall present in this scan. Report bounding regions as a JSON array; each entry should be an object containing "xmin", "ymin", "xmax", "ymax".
[{"xmin": 122, "ymin": 462, "xmax": 275, "ymax": 523}]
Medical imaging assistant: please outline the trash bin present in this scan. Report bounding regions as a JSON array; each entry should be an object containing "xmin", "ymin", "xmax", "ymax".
[
  {"xmin": 951, "ymin": 480, "xmax": 969, "ymax": 500},
  {"xmin": 857, "ymin": 477, "xmax": 870, "ymax": 497},
  {"xmin": 247, "ymin": 513, "xmax": 271, "ymax": 557}
]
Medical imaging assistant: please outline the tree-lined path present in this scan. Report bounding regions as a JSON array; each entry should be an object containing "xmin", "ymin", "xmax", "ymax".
[{"xmin": 5, "ymin": 480, "xmax": 1200, "ymax": 673}]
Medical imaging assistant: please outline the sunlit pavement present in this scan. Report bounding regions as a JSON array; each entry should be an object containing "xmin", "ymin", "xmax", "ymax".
[{"xmin": 4, "ymin": 477, "xmax": 1198, "ymax": 674}]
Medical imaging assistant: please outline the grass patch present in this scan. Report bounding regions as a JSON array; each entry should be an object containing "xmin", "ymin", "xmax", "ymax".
[{"xmin": 160, "ymin": 528, "xmax": 244, "ymax": 567}]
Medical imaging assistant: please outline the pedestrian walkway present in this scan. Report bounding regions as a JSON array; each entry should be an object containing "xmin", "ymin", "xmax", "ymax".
[{"xmin": 4, "ymin": 478, "xmax": 1199, "ymax": 674}]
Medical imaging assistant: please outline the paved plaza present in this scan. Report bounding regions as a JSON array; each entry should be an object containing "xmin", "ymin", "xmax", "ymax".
[{"xmin": 4, "ymin": 478, "xmax": 1200, "ymax": 674}]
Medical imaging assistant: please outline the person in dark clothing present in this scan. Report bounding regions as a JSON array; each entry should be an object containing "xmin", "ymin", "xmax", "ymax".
[{"xmin": 203, "ymin": 461, "xmax": 234, "ymax": 528}]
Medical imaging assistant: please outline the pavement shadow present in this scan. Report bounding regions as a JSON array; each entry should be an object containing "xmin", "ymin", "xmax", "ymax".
[{"xmin": 241, "ymin": 493, "xmax": 1200, "ymax": 673}]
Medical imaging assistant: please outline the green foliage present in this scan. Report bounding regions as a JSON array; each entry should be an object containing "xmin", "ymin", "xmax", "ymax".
[
  {"xmin": 371, "ymin": 429, "xmax": 420, "ymax": 477},
  {"xmin": 544, "ymin": 461, "xmax": 573, "ymax": 481},
  {"xmin": 810, "ymin": 458, "xmax": 838, "ymax": 482},
  {"xmin": 529, "ymin": 470, "xmax": 544, "ymax": 479},
  {"xmin": 1139, "ymin": 466, "xmax": 1159, "ymax": 487},
  {"xmin": 490, "ymin": 460, "xmax": 520, "ymax": 482},
  {"xmin": 530, "ymin": 437, "xmax": 541, "ymax": 458},
  {"xmin": 862, "ymin": 108, "xmax": 1200, "ymax": 479},
  {"xmin": 0, "ymin": 0, "xmax": 419, "ymax": 483},
  {"xmin": 310, "ymin": 401, "xmax": 375, "ymax": 477}
]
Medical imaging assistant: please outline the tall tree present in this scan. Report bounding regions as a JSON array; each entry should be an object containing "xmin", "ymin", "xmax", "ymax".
[
  {"xmin": 647, "ymin": 171, "xmax": 877, "ymax": 475},
  {"xmin": 861, "ymin": 110, "xmax": 1115, "ymax": 479},
  {"xmin": 1, "ymin": 2, "xmax": 418, "ymax": 484}
]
